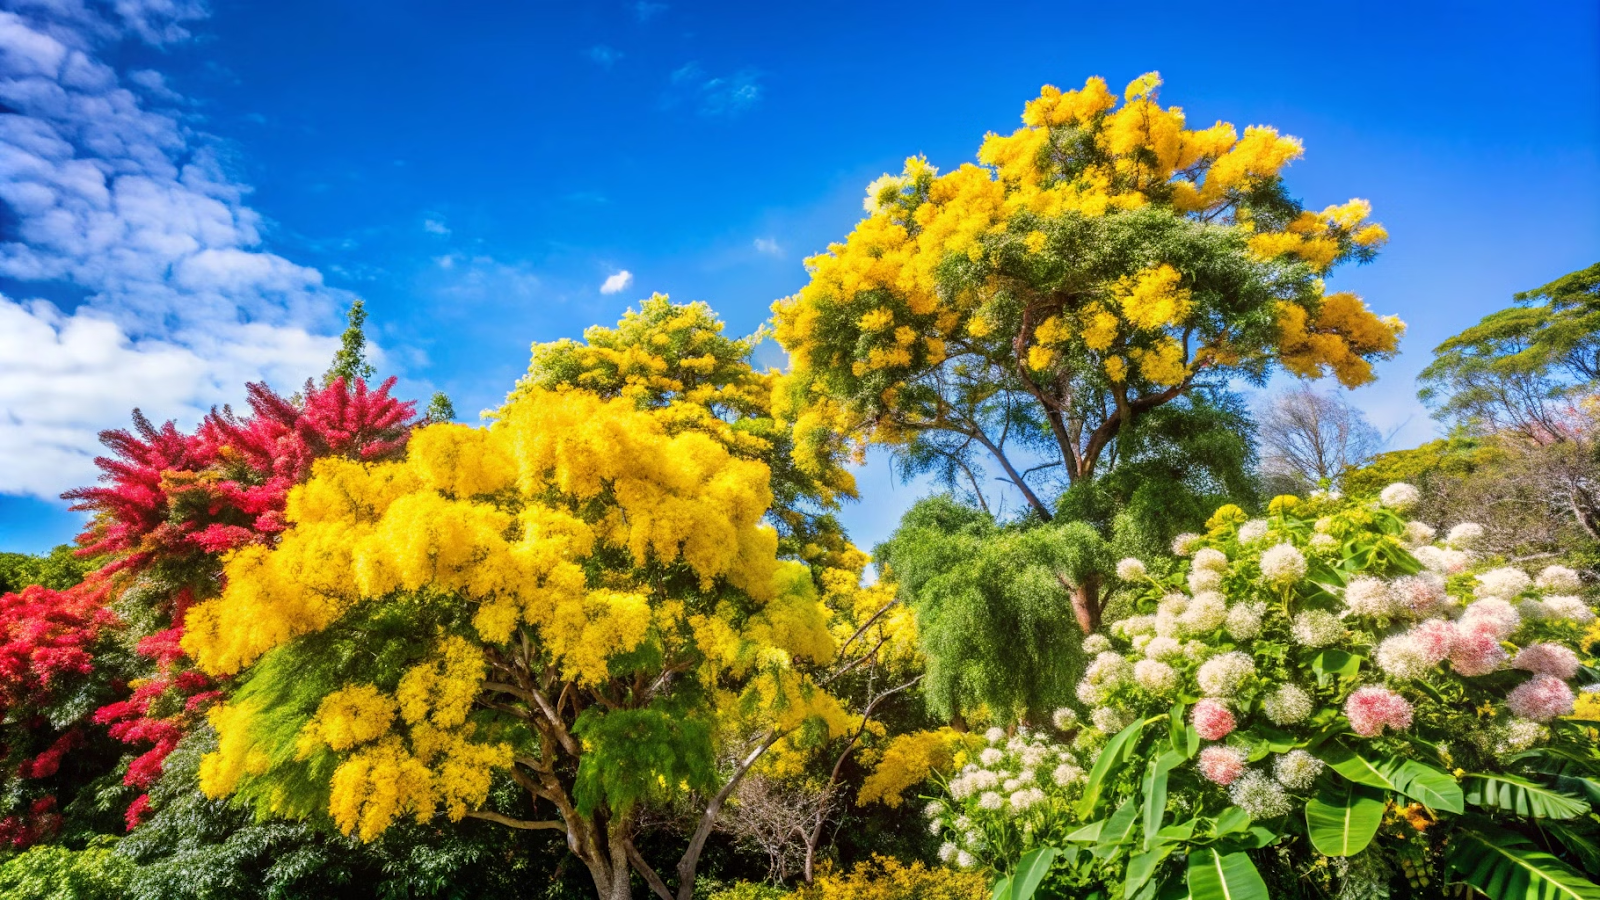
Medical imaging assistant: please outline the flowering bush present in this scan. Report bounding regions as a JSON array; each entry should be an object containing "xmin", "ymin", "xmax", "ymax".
[
  {"xmin": 925, "ymin": 487, "xmax": 1600, "ymax": 900},
  {"xmin": 794, "ymin": 855, "xmax": 988, "ymax": 900}
]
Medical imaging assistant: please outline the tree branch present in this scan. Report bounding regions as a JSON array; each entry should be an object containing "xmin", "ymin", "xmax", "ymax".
[{"xmin": 465, "ymin": 810, "xmax": 566, "ymax": 832}]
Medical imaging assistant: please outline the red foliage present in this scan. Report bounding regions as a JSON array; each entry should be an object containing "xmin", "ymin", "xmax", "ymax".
[{"xmin": 0, "ymin": 376, "xmax": 420, "ymax": 840}]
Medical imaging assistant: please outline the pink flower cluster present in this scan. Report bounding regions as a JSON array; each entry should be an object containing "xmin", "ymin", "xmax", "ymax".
[
  {"xmin": 1345, "ymin": 686, "xmax": 1414, "ymax": 737},
  {"xmin": 1198, "ymin": 746, "xmax": 1248, "ymax": 785},
  {"xmin": 1513, "ymin": 643, "xmax": 1581, "ymax": 680},
  {"xmin": 1507, "ymin": 675, "xmax": 1576, "ymax": 722},
  {"xmin": 1192, "ymin": 699, "xmax": 1236, "ymax": 740},
  {"xmin": 1451, "ymin": 623, "xmax": 1508, "ymax": 676}
]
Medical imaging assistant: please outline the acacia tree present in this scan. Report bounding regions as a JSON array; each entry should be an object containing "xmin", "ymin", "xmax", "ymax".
[{"xmin": 774, "ymin": 72, "xmax": 1402, "ymax": 631}]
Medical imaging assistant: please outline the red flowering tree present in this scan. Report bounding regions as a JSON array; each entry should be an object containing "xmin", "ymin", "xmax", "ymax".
[{"xmin": 0, "ymin": 376, "xmax": 422, "ymax": 843}]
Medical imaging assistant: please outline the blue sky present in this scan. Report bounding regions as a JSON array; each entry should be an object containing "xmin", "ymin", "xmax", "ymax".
[{"xmin": 2, "ymin": 0, "xmax": 1597, "ymax": 554}]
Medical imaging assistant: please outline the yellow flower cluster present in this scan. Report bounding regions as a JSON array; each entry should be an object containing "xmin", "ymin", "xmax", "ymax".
[
  {"xmin": 1247, "ymin": 198, "xmax": 1390, "ymax": 272},
  {"xmin": 795, "ymin": 855, "xmax": 989, "ymax": 900},
  {"xmin": 856, "ymin": 728, "xmax": 968, "ymax": 807},
  {"xmin": 1277, "ymin": 292, "xmax": 1406, "ymax": 387}
]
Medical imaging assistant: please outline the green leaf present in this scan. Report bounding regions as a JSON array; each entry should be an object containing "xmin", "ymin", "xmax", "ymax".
[
  {"xmin": 1010, "ymin": 847, "xmax": 1059, "ymax": 900},
  {"xmin": 1465, "ymin": 773, "xmax": 1590, "ymax": 819},
  {"xmin": 1144, "ymin": 750, "xmax": 1185, "ymax": 851},
  {"xmin": 1320, "ymin": 745, "xmax": 1398, "ymax": 790},
  {"xmin": 1311, "ymin": 649, "xmax": 1362, "ymax": 682},
  {"xmin": 1186, "ymin": 848, "xmax": 1269, "ymax": 900},
  {"xmin": 1213, "ymin": 807, "xmax": 1251, "ymax": 837},
  {"xmin": 1446, "ymin": 826, "xmax": 1600, "ymax": 900},
  {"xmin": 1389, "ymin": 760, "xmax": 1464, "ymax": 814},
  {"xmin": 1065, "ymin": 820, "xmax": 1105, "ymax": 843},
  {"xmin": 1077, "ymin": 717, "xmax": 1150, "ymax": 818},
  {"xmin": 1127, "ymin": 847, "xmax": 1173, "ymax": 899},
  {"xmin": 1095, "ymin": 799, "xmax": 1140, "ymax": 859},
  {"xmin": 1305, "ymin": 782, "xmax": 1384, "ymax": 857},
  {"xmin": 1170, "ymin": 702, "xmax": 1189, "ymax": 754},
  {"xmin": 991, "ymin": 874, "xmax": 1013, "ymax": 900}
]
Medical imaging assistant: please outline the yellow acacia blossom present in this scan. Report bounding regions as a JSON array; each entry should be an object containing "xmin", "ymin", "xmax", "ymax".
[{"xmin": 857, "ymin": 729, "xmax": 971, "ymax": 808}]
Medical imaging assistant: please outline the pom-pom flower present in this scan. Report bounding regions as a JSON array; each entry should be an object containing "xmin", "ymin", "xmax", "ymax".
[
  {"xmin": 1238, "ymin": 519, "xmax": 1269, "ymax": 543},
  {"xmin": 1052, "ymin": 762, "xmax": 1085, "ymax": 787},
  {"xmin": 1401, "ymin": 521, "xmax": 1436, "ymax": 547},
  {"xmin": 1507, "ymin": 675, "xmax": 1576, "ymax": 722},
  {"xmin": 1198, "ymin": 746, "xmax": 1248, "ymax": 785},
  {"xmin": 1343, "ymin": 577, "xmax": 1395, "ymax": 617},
  {"xmin": 1116, "ymin": 557, "xmax": 1147, "ymax": 580},
  {"xmin": 1392, "ymin": 574, "xmax": 1447, "ymax": 617},
  {"xmin": 1134, "ymin": 659, "xmax": 1178, "ymax": 694},
  {"xmin": 1462, "ymin": 599, "xmax": 1521, "ymax": 639},
  {"xmin": 1260, "ymin": 543, "xmax": 1307, "ymax": 585},
  {"xmin": 1224, "ymin": 602, "xmax": 1265, "ymax": 641},
  {"xmin": 1449, "ymin": 627, "xmax": 1507, "ymax": 676},
  {"xmin": 1171, "ymin": 533, "xmax": 1202, "ymax": 556},
  {"xmin": 1263, "ymin": 684, "xmax": 1313, "ymax": 725},
  {"xmin": 1345, "ymin": 685, "xmax": 1413, "ymax": 736},
  {"xmin": 1051, "ymin": 707, "xmax": 1079, "ymax": 731},
  {"xmin": 1197, "ymin": 651, "xmax": 1254, "ymax": 697},
  {"xmin": 1180, "ymin": 592, "xmax": 1228, "ymax": 633},
  {"xmin": 1229, "ymin": 770, "xmax": 1293, "ymax": 818},
  {"xmin": 1536, "ymin": 565, "xmax": 1582, "ymax": 594},
  {"xmin": 1413, "ymin": 545, "xmax": 1471, "ymax": 575},
  {"xmin": 1191, "ymin": 699, "xmax": 1235, "ymax": 740},
  {"xmin": 1375, "ymin": 633, "xmax": 1437, "ymax": 681},
  {"xmin": 1188, "ymin": 568, "xmax": 1223, "ymax": 593},
  {"xmin": 1446, "ymin": 522, "xmax": 1484, "ymax": 548},
  {"xmin": 1514, "ymin": 643, "xmax": 1581, "ymax": 680},
  {"xmin": 1291, "ymin": 610, "xmax": 1344, "ymax": 647},
  {"xmin": 1475, "ymin": 567, "xmax": 1533, "ymax": 600},
  {"xmin": 1408, "ymin": 619, "xmax": 1456, "ymax": 663},
  {"xmin": 1091, "ymin": 706, "xmax": 1132, "ymax": 733},
  {"xmin": 1082, "ymin": 634, "xmax": 1112, "ymax": 655},
  {"xmin": 1380, "ymin": 482, "xmax": 1420, "ymax": 511},
  {"xmin": 1272, "ymin": 750, "xmax": 1324, "ymax": 791},
  {"xmin": 1543, "ymin": 595, "xmax": 1596, "ymax": 624},
  {"xmin": 1193, "ymin": 548, "xmax": 1229, "ymax": 572}
]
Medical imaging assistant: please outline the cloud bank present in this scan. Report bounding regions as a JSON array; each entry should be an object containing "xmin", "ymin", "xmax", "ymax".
[{"xmin": 0, "ymin": 1, "xmax": 351, "ymax": 500}]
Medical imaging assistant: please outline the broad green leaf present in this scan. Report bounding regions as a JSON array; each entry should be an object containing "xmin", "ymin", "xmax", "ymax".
[
  {"xmin": 1010, "ymin": 847, "xmax": 1059, "ymax": 900},
  {"xmin": 1095, "ymin": 799, "xmax": 1140, "ymax": 859},
  {"xmin": 1144, "ymin": 750, "xmax": 1185, "ymax": 850},
  {"xmin": 1305, "ymin": 782, "xmax": 1384, "ymax": 857},
  {"xmin": 1389, "ymin": 760, "xmax": 1464, "ymax": 814},
  {"xmin": 1447, "ymin": 826, "xmax": 1600, "ymax": 900},
  {"xmin": 1465, "ymin": 773, "xmax": 1589, "ymax": 819},
  {"xmin": 1169, "ymin": 703, "xmax": 1189, "ymax": 754},
  {"xmin": 1126, "ymin": 847, "xmax": 1173, "ymax": 899},
  {"xmin": 1065, "ymin": 820, "xmax": 1105, "ymax": 843},
  {"xmin": 1546, "ymin": 822, "xmax": 1600, "ymax": 878},
  {"xmin": 1321, "ymin": 746, "xmax": 1398, "ymax": 790},
  {"xmin": 1213, "ymin": 807, "xmax": 1251, "ymax": 837},
  {"xmin": 1077, "ymin": 717, "xmax": 1150, "ymax": 818},
  {"xmin": 1186, "ymin": 848, "xmax": 1270, "ymax": 900},
  {"xmin": 991, "ymin": 874, "xmax": 1013, "ymax": 900},
  {"xmin": 1158, "ymin": 821, "xmax": 1198, "ymax": 842},
  {"xmin": 1311, "ymin": 649, "xmax": 1362, "ymax": 680}
]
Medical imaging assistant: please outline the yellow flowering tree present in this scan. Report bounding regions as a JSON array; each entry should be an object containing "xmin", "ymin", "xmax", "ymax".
[
  {"xmin": 180, "ymin": 384, "xmax": 862, "ymax": 900},
  {"xmin": 773, "ymin": 72, "xmax": 1404, "ymax": 630}
]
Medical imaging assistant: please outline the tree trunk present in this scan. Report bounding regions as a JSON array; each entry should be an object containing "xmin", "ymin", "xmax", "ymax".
[{"xmin": 1071, "ymin": 573, "xmax": 1101, "ymax": 635}]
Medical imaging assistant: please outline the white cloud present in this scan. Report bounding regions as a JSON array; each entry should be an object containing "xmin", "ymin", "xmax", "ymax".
[
  {"xmin": 600, "ymin": 269, "xmax": 633, "ymax": 294},
  {"xmin": 0, "ymin": 4, "xmax": 367, "ymax": 500},
  {"xmin": 422, "ymin": 217, "xmax": 450, "ymax": 235},
  {"xmin": 665, "ymin": 63, "xmax": 761, "ymax": 117},
  {"xmin": 753, "ymin": 236, "xmax": 781, "ymax": 256}
]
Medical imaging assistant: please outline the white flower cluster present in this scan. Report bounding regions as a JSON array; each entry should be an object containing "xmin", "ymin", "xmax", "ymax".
[
  {"xmin": 1291, "ymin": 610, "xmax": 1344, "ymax": 647},
  {"xmin": 1260, "ymin": 543, "xmax": 1307, "ymax": 585},
  {"xmin": 1076, "ymin": 651, "xmax": 1132, "ymax": 705},
  {"xmin": 1476, "ymin": 567, "xmax": 1533, "ymax": 600},
  {"xmin": 1180, "ymin": 592, "xmax": 1228, "ymax": 633},
  {"xmin": 1272, "ymin": 750, "xmax": 1325, "ymax": 791},
  {"xmin": 1228, "ymin": 770, "xmax": 1293, "ymax": 818},
  {"xmin": 1134, "ymin": 659, "xmax": 1178, "ymax": 694},
  {"xmin": 1224, "ymin": 602, "xmax": 1266, "ymax": 640},
  {"xmin": 1116, "ymin": 557, "xmax": 1147, "ymax": 580},
  {"xmin": 1401, "ymin": 521, "xmax": 1437, "ymax": 547},
  {"xmin": 1171, "ymin": 533, "xmax": 1202, "ymax": 556},
  {"xmin": 1343, "ymin": 576, "xmax": 1395, "ymax": 617},
  {"xmin": 1262, "ymin": 684, "xmax": 1313, "ymax": 725},
  {"xmin": 1446, "ymin": 522, "xmax": 1485, "ymax": 548},
  {"xmin": 1238, "ymin": 518, "xmax": 1270, "ymax": 544},
  {"xmin": 1380, "ymin": 482, "xmax": 1421, "ymax": 511},
  {"xmin": 1197, "ymin": 651, "xmax": 1255, "ymax": 697}
]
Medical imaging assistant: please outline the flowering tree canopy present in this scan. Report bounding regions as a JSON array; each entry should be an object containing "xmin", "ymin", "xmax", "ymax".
[{"xmin": 772, "ymin": 72, "xmax": 1402, "ymax": 630}]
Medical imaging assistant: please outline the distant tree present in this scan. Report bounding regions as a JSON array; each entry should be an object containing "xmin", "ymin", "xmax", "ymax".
[
  {"xmin": 424, "ymin": 391, "xmax": 456, "ymax": 423},
  {"xmin": 1419, "ymin": 262, "xmax": 1600, "ymax": 439},
  {"xmin": 0, "ymin": 546, "xmax": 95, "ymax": 595},
  {"xmin": 1256, "ymin": 384, "xmax": 1381, "ymax": 493},
  {"xmin": 773, "ymin": 72, "xmax": 1402, "ymax": 630},
  {"xmin": 325, "ymin": 300, "xmax": 378, "ymax": 386}
]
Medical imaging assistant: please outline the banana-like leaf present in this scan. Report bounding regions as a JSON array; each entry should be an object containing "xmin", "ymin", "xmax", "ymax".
[
  {"xmin": 1388, "ymin": 759, "xmax": 1464, "ymax": 814},
  {"xmin": 1446, "ymin": 826, "xmax": 1600, "ymax": 900},
  {"xmin": 1009, "ymin": 847, "xmax": 1059, "ymax": 900},
  {"xmin": 991, "ymin": 874, "xmax": 1012, "ymax": 900},
  {"xmin": 1095, "ymin": 799, "xmax": 1140, "ymax": 860},
  {"xmin": 1126, "ymin": 847, "xmax": 1173, "ymax": 900},
  {"xmin": 1320, "ymin": 745, "xmax": 1398, "ymax": 791},
  {"xmin": 1305, "ymin": 782, "xmax": 1384, "ymax": 857},
  {"xmin": 1144, "ymin": 750, "xmax": 1185, "ymax": 850},
  {"xmin": 1077, "ymin": 718, "xmax": 1150, "ymax": 818},
  {"xmin": 1465, "ymin": 773, "xmax": 1589, "ymax": 819},
  {"xmin": 1186, "ymin": 848, "xmax": 1269, "ymax": 900}
]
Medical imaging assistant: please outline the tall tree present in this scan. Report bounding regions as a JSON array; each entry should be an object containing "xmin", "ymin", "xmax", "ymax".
[
  {"xmin": 1256, "ymin": 384, "xmax": 1381, "ymax": 492},
  {"xmin": 1420, "ymin": 262, "xmax": 1600, "ymax": 440},
  {"xmin": 326, "ymin": 300, "xmax": 378, "ymax": 386},
  {"xmin": 773, "ymin": 72, "xmax": 1401, "ymax": 630}
]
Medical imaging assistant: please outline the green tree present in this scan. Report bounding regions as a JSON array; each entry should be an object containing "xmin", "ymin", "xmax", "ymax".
[
  {"xmin": 1419, "ymin": 262, "xmax": 1600, "ymax": 438},
  {"xmin": 325, "ymin": 299, "xmax": 378, "ymax": 385},
  {"xmin": 0, "ymin": 544, "xmax": 95, "ymax": 594}
]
